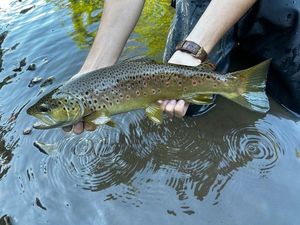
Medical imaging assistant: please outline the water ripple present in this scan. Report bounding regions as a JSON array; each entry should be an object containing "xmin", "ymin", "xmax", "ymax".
[{"xmin": 223, "ymin": 123, "xmax": 283, "ymax": 177}]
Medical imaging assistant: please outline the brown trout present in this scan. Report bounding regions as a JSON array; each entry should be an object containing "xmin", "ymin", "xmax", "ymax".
[{"xmin": 27, "ymin": 58, "xmax": 270, "ymax": 129}]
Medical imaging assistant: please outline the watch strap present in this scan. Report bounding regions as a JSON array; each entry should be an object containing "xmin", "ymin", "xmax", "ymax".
[{"xmin": 175, "ymin": 40, "xmax": 208, "ymax": 62}]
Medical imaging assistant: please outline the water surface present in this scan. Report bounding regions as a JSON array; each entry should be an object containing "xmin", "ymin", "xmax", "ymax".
[{"xmin": 1, "ymin": 0, "xmax": 300, "ymax": 225}]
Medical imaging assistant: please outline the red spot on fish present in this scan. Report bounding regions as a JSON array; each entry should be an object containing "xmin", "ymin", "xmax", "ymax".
[{"xmin": 192, "ymin": 80, "xmax": 197, "ymax": 86}]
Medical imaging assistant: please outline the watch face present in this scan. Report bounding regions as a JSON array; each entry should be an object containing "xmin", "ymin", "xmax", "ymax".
[{"xmin": 176, "ymin": 40, "xmax": 207, "ymax": 61}]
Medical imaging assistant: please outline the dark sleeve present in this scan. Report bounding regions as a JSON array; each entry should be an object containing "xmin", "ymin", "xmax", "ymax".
[{"xmin": 237, "ymin": 0, "xmax": 300, "ymax": 114}]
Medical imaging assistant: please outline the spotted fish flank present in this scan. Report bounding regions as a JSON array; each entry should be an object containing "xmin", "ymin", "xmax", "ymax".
[{"xmin": 27, "ymin": 58, "xmax": 271, "ymax": 129}]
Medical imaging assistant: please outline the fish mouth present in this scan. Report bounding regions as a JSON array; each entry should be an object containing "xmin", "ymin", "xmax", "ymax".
[
  {"xmin": 33, "ymin": 121, "xmax": 61, "ymax": 129},
  {"xmin": 32, "ymin": 112, "xmax": 81, "ymax": 130},
  {"xmin": 32, "ymin": 113, "xmax": 66, "ymax": 129}
]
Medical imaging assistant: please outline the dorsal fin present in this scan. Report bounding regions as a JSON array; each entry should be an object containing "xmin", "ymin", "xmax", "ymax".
[
  {"xmin": 197, "ymin": 60, "xmax": 216, "ymax": 71},
  {"xmin": 121, "ymin": 56, "xmax": 156, "ymax": 64}
]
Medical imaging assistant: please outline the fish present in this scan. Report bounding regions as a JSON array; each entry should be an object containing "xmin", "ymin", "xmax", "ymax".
[{"xmin": 27, "ymin": 57, "xmax": 271, "ymax": 129}]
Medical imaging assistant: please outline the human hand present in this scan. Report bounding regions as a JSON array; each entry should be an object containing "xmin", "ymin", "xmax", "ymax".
[
  {"xmin": 63, "ymin": 121, "xmax": 96, "ymax": 134},
  {"xmin": 158, "ymin": 51, "xmax": 201, "ymax": 118}
]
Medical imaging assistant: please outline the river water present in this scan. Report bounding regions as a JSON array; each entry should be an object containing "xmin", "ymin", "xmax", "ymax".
[{"xmin": 0, "ymin": 0, "xmax": 300, "ymax": 225}]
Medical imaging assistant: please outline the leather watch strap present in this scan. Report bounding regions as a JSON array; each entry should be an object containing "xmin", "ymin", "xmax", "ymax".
[{"xmin": 175, "ymin": 40, "xmax": 208, "ymax": 62}]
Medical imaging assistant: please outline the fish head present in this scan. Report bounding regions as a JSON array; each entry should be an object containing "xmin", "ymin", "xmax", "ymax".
[{"xmin": 27, "ymin": 89, "xmax": 84, "ymax": 129}]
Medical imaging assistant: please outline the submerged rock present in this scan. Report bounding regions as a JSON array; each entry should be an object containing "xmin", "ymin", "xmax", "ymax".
[
  {"xmin": 296, "ymin": 150, "xmax": 300, "ymax": 158},
  {"xmin": 27, "ymin": 63, "xmax": 36, "ymax": 71},
  {"xmin": 20, "ymin": 5, "xmax": 35, "ymax": 14},
  {"xmin": 28, "ymin": 76, "xmax": 42, "ymax": 87},
  {"xmin": 0, "ymin": 215, "xmax": 12, "ymax": 225},
  {"xmin": 13, "ymin": 57, "xmax": 26, "ymax": 72},
  {"xmin": 33, "ymin": 141, "xmax": 58, "ymax": 156},
  {"xmin": 23, "ymin": 127, "xmax": 32, "ymax": 135},
  {"xmin": 40, "ymin": 76, "xmax": 54, "ymax": 87}
]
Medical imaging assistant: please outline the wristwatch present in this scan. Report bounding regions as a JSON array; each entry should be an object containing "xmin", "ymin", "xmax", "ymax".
[{"xmin": 175, "ymin": 40, "xmax": 208, "ymax": 62}]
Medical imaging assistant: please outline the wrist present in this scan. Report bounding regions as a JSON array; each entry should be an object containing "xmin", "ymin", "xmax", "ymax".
[{"xmin": 168, "ymin": 51, "xmax": 202, "ymax": 66}]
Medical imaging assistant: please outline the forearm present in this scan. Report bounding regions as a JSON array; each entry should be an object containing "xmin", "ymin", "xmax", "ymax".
[
  {"xmin": 169, "ymin": 0, "xmax": 256, "ymax": 66},
  {"xmin": 79, "ymin": 0, "xmax": 145, "ymax": 74},
  {"xmin": 187, "ymin": 0, "xmax": 257, "ymax": 54}
]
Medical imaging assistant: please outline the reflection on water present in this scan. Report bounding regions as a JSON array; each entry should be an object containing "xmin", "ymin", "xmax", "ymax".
[
  {"xmin": 49, "ymin": 0, "xmax": 173, "ymax": 58},
  {"xmin": 49, "ymin": 0, "xmax": 104, "ymax": 49},
  {"xmin": 40, "ymin": 103, "xmax": 287, "ymax": 209},
  {"xmin": 0, "ymin": 0, "xmax": 300, "ymax": 224}
]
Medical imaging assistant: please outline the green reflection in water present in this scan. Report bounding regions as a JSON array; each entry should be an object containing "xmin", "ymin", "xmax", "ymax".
[
  {"xmin": 67, "ymin": 0, "xmax": 104, "ymax": 49},
  {"xmin": 51, "ymin": 0, "xmax": 174, "ymax": 56},
  {"xmin": 134, "ymin": 0, "xmax": 174, "ymax": 57}
]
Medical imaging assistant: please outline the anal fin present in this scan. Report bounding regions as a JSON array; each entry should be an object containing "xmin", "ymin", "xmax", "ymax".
[{"xmin": 184, "ymin": 94, "xmax": 214, "ymax": 105}]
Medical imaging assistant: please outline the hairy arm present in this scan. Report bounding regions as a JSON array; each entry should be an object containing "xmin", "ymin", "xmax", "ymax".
[{"xmin": 163, "ymin": 0, "xmax": 257, "ymax": 117}]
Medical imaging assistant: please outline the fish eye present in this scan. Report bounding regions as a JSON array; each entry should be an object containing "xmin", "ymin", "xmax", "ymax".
[{"xmin": 39, "ymin": 104, "xmax": 50, "ymax": 113}]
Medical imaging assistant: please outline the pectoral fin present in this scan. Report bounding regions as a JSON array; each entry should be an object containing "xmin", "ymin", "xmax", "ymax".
[
  {"xmin": 145, "ymin": 104, "xmax": 163, "ymax": 124},
  {"xmin": 184, "ymin": 94, "xmax": 214, "ymax": 105},
  {"xmin": 83, "ymin": 111, "xmax": 115, "ymax": 127}
]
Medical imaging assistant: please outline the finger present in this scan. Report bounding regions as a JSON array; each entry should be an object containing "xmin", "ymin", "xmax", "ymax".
[
  {"xmin": 73, "ymin": 122, "xmax": 84, "ymax": 134},
  {"xmin": 174, "ymin": 100, "xmax": 189, "ymax": 118},
  {"xmin": 63, "ymin": 126, "xmax": 72, "ymax": 132},
  {"xmin": 85, "ymin": 122, "xmax": 97, "ymax": 131},
  {"xmin": 165, "ymin": 100, "xmax": 177, "ymax": 118},
  {"xmin": 159, "ymin": 100, "xmax": 170, "ymax": 111}
]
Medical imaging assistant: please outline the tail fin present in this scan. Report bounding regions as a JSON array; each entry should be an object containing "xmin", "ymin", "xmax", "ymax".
[{"xmin": 224, "ymin": 60, "xmax": 271, "ymax": 113}]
